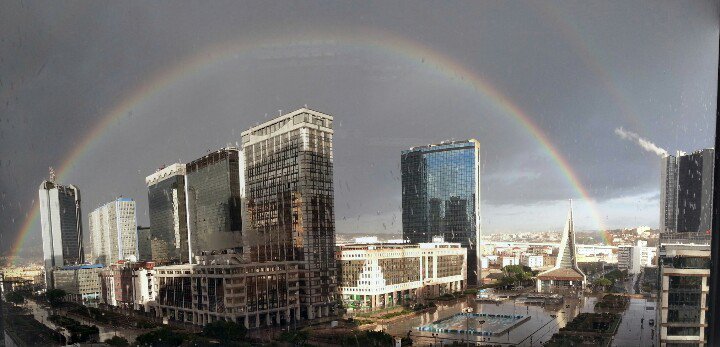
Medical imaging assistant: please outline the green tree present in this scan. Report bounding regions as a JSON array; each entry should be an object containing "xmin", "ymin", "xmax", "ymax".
[
  {"xmin": 135, "ymin": 328, "xmax": 184, "ymax": 347},
  {"xmin": 46, "ymin": 289, "xmax": 67, "ymax": 308},
  {"xmin": 593, "ymin": 277, "xmax": 613, "ymax": 290},
  {"xmin": 104, "ymin": 336, "xmax": 129, "ymax": 346},
  {"xmin": 5, "ymin": 291, "xmax": 25, "ymax": 305},
  {"xmin": 202, "ymin": 320, "xmax": 247, "ymax": 343}
]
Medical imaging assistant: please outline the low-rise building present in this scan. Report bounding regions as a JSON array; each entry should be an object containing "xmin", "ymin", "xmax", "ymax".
[
  {"xmin": 520, "ymin": 255, "xmax": 544, "ymax": 269},
  {"xmin": 52, "ymin": 264, "xmax": 103, "ymax": 302},
  {"xmin": 99, "ymin": 261, "xmax": 155, "ymax": 311},
  {"xmin": 501, "ymin": 256, "xmax": 519, "ymax": 267},
  {"xmin": 337, "ymin": 239, "xmax": 465, "ymax": 310},
  {"xmin": 618, "ymin": 240, "xmax": 656, "ymax": 274},
  {"xmin": 150, "ymin": 253, "xmax": 300, "ymax": 328}
]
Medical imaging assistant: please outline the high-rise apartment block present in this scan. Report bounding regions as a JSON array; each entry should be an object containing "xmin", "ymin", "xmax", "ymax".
[
  {"xmin": 657, "ymin": 148, "xmax": 715, "ymax": 346},
  {"xmin": 658, "ymin": 244, "xmax": 710, "ymax": 346},
  {"xmin": 39, "ymin": 180, "xmax": 84, "ymax": 288},
  {"xmin": 660, "ymin": 149, "xmax": 715, "ymax": 237},
  {"xmin": 185, "ymin": 148, "xmax": 243, "ymax": 260},
  {"xmin": 89, "ymin": 198, "xmax": 138, "ymax": 264},
  {"xmin": 401, "ymin": 140, "xmax": 481, "ymax": 285},
  {"xmin": 146, "ymin": 164, "xmax": 189, "ymax": 263},
  {"xmin": 240, "ymin": 108, "xmax": 336, "ymax": 320}
]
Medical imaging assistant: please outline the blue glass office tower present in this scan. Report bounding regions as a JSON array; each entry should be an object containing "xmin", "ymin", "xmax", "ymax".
[{"xmin": 401, "ymin": 140, "xmax": 481, "ymax": 286}]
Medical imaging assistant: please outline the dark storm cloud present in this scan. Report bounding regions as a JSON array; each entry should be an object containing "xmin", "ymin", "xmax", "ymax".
[{"xmin": 0, "ymin": 0, "xmax": 717, "ymax": 257}]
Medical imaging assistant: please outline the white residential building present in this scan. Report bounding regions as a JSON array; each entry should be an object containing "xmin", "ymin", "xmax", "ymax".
[
  {"xmin": 337, "ymin": 240, "xmax": 466, "ymax": 310},
  {"xmin": 99, "ymin": 261, "xmax": 155, "ymax": 311},
  {"xmin": 521, "ymin": 255, "xmax": 544, "ymax": 269},
  {"xmin": 501, "ymin": 256, "xmax": 520, "ymax": 267},
  {"xmin": 618, "ymin": 240, "xmax": 656, "ymax": 274},
  {"xmin": 89, "ymin": 198, "xmax": 138, "ymax": 265}
]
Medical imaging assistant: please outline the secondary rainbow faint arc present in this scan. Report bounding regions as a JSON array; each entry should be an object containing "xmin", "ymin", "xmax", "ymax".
[{"xmin": 10, "ymin": 28, "xmax": 607, "ymax": 262}]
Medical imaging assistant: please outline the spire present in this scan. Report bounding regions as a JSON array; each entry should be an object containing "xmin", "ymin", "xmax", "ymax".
[{"xmin": 555, "ymin": 199, "xmax": 581, "ymax": 271}]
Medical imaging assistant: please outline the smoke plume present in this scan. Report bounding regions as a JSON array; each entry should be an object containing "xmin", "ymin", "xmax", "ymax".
[{"xmin": 614, "ymin": 127, "xmax": 668, "ymax": 156}]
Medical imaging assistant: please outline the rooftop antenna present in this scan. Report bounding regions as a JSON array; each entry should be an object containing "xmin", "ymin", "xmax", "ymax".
[{"xmin": 49, "ymin": 167, "xmax": 56, "ymax": 182}]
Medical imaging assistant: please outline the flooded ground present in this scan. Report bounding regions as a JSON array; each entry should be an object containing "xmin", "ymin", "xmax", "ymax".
[
  {"xmin": 23, "ymin": 300, "xmax": 144, "ymax": 343},
  {"xmin": 374, "ymin": 294, "xmax": 657, "ymax": 346}
]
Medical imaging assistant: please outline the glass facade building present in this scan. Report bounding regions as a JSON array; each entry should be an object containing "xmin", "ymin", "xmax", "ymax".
[
  {"xmin": 39, "ymin": 181, "xmax": 84, "ymax": 289},
  {"xmin": 185, "ymin": 149, "xmax": 243, "ymax": 260},
  {"xmin": 401, "ymin": 140, "xmax": 481, "ymax": 285},
  {"xmin": 660, "ymin": 149, "xmax": 715, "ymax": 236},
  {"xmin": 241, "ymin": 108, "xmax": 336, "ymax": 320},
  {"xmin": 676, "ymin": 149, "xmax": 715, "ymax": 234},
  {"xmin": 146, "ymin": 164, "xmax": 189, "ymax": 263}
]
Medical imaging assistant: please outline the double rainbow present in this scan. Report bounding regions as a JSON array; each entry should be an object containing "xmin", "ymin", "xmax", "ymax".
[{"xmin": 10, "ymin": 28, "xmax": 608, "ymax": 263}]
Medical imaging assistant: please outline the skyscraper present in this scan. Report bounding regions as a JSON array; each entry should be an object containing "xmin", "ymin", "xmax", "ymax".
[
  {"xmin": 146, "ymin": 164, "xmax": 189, "ymax": 263},
  {"xmin": 185, "ymin": 148, "xmax": 243, "ymax": 260},
  {"xmin": 660, "ymin": 149, "xmax": 715, "ymax": 236},
  {"xmin": 676, "ymin": 149, "xmax": 715, "ymax": 234},
  {"xmin": 137, "ymin": 226, "xmax": 153, "ymax": 261},
  {"xmin": 657, "ymin": 148, "xmax": 715, "ymax": 345},
  {"xmin": 660, "ymin": 154, "xmax": 678, "ymax": 234},
  {"xmin": 240, "ymin": 108, "xmax": 336, "ymax": 320},
  {"xmin": 39, "ymin": 180, "xmax": 84, "ymax": 288},
  {"xmin": 89, "ymin": 198, "xmax": 138, "ymax": 264},
  {"xmin": 401, "ymin": 140, "xmax": 481, "ymax": 285}
]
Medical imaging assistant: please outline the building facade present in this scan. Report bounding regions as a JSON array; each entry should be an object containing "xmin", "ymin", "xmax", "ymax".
[
  {"xmin": 658, "ymin": 244, "xmax": 710, "ymax": 346},
  {"xmin": 186, "ymin": 149, "xmax": 243, "ymax": 260},
  {"xmin": 401, "ymin": 140, "xmax": 481, "ymax": 286},
  {"xmin": 676, "ymin": 149, "xmax": 715, "ymax": 234},
  {"xmin": 150, "ymin": 254, "xmax": 300, "ymax": 328},
  {"xmin": 520, "ymin": 255, "xmax": 544, "ymax": 269},
  {"xmin": 99, "ymin": 261, "xmax": 155, "ymax": 311},
  {"xmin": 240, "ymin": 108, "xmax": 336, "ymax": 320},
  {"xmin": 660, "ymin": 149, "xmax": 715, "ymax": 236},
  {"xmin": 137, "ymin": 226, "xmax": 153, "ymax": 261},
  {"xmin": 89, "ymin": 198, "xmax": 138, "ymax": 264},
  {"xmin": 146, "ymin": 164, "xmax": 189, "ymax": 263},
  {"xmin": 660, "ymin": 154, "xmax": 679, "ymax": 234},
  {"xmin": 39, "ymin": 180, "xmax": 84, "ymax": 288},
  {"xmin": 337, "ymin": 240, "xmax": 465, "ymax": 310},
  {"xmin": 52, "ymin": 264, "xmax": 103, "ymax": 302},
  {"xmin": 617, "ymin": 240, "xmax": 656, "ymax": 275}
]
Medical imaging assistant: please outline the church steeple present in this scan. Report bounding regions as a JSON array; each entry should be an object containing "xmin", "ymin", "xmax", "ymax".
[
  {"xmin": 556, "ymin": 200, "xmax": 581, "ymax": 271},
  {"xmin": 536, "ymin": 199, "xmax": 586, "ymax": 292}
]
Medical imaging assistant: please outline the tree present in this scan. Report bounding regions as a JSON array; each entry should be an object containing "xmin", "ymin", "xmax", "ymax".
[
  {"xmin": 135, "ymin": 328, "xmax": 184, "ymax": 347},
  {"xmin": 593, "ymin": 277, "xmax": 613, "ymax": 290},
  {"xmin": 5, "ymin": 291, "xmax": 25, "ymax": 305},
  {"xmin": 104, "ymin": 336, "xmax": 129, "ymax": 346},
  {"xmin": 46, "ymin": 289, "xmax": 67, "ymax": 308},
  {"xmin": 202, "ymin": 320, "xmax": 247, "ymax": 343}
]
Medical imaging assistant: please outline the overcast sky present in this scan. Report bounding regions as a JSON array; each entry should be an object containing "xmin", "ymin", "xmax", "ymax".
[{"xmin": 0, "ymin": 1, "xmax": 717, "ymax": 259}]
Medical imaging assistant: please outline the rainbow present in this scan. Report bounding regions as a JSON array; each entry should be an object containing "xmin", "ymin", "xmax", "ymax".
[{"xmin": 10, "ymin": 27, "xmax": 607, "ymax": 263}]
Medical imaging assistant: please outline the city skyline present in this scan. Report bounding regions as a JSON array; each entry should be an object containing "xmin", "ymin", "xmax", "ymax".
[{"xmin": 1, "ymin": 1, "xmax": 717, "ymax": 259}]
